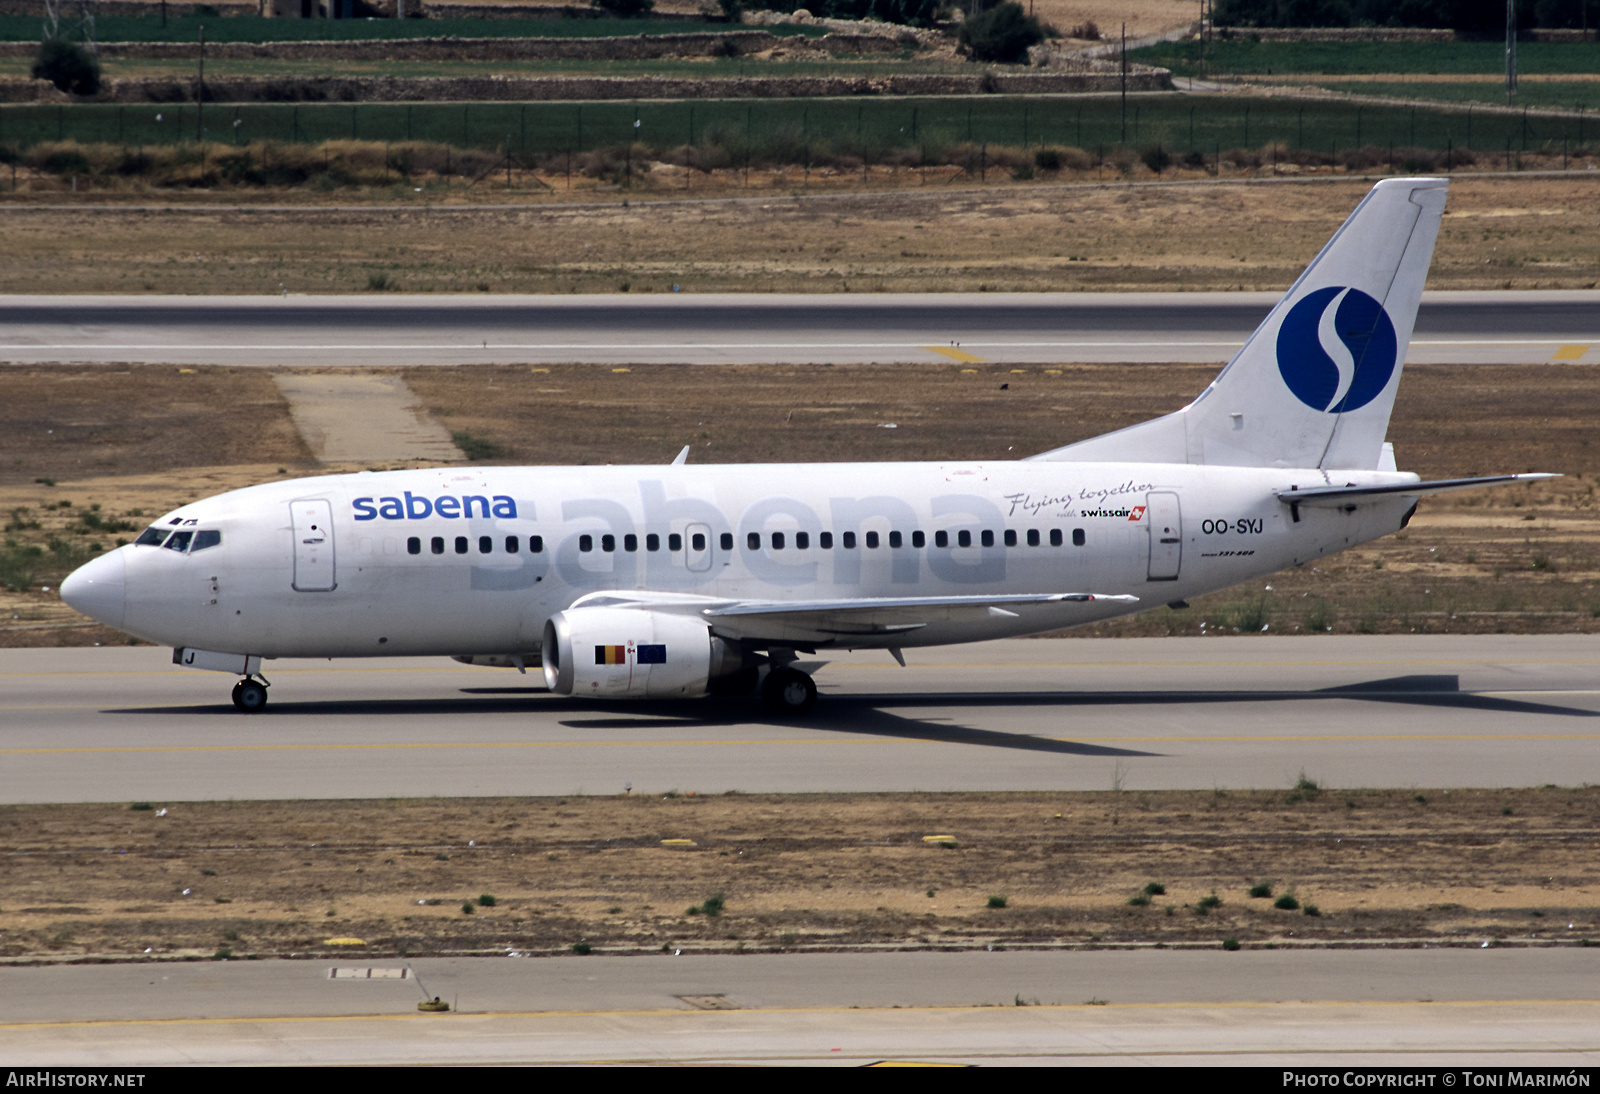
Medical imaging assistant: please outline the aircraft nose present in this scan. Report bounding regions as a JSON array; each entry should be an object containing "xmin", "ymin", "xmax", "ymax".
[{"xmin": 61, "ymin": 549, "xmax": 126, "ymax": 630}]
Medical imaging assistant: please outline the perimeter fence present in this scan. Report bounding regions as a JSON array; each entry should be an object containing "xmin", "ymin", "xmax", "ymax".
[{"xmin": 1, "ymin": 95, "xmax": 1592, "ymax": 161}]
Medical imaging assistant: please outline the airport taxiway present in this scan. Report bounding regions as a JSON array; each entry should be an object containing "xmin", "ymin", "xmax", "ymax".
[
  {"xmin": 3, "ymin": 950, "xmax": 1598, "ymax": 1066},
  {"xmin": 3, "ymin": 635, "xmax": 1597, "ymax": 803},
  {"xmin": 2, "ymin": 291, "xmax": 1596, "ymax": 367}
]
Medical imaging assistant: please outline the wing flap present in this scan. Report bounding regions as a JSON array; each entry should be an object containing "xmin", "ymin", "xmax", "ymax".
[
  {"xmin": 704, "ymin": 593, "xmax": 1138, "ymax": 644},
  {"xmin": 563, "ymin": 590, "xmax": 1139, "ymax": 647}
]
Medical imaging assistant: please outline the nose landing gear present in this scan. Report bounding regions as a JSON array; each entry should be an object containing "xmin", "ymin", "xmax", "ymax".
[{"xmin": 231, "ymin": 676, "xmax": 270, "ymax": 712}]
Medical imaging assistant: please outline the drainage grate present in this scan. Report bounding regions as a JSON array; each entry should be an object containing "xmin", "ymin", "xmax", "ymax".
[{"xmin": 676, "ymin": 994, "xmax": 738, "ymax": 1010}]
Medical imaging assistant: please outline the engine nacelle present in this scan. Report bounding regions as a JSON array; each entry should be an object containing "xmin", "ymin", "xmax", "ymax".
[{"xmin": 542, "ymin": 607, "xmax": 750, "ymax": 699}]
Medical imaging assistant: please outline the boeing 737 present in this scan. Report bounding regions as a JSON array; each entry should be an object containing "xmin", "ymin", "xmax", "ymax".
[{"xmin": 60, "ymin": 177, "xmax": 1551, "ymax": 714}]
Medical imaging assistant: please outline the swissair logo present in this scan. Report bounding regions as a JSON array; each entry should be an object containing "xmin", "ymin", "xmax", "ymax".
[{"xmin": 1128, "ymin": 506, "xmax": 1147, "ymax": 522}]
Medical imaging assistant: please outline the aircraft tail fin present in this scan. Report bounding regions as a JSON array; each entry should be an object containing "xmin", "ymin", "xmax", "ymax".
[{"xmin": 1031, "ymin": 178, "xmax": 1448, "ymax": 471}]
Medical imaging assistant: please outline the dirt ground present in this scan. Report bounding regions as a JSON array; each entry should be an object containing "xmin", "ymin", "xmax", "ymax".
[
  {"xmin": 2, "ymin": 787, "xmax": 1595, "ymax": 961},
  {"xmin": 4, "ymin": 360, "xmax": 1598, "ymax": 644},
  {"xmin": 0, "ymin": 176, "xmax": 1593, "ymax": 295}
]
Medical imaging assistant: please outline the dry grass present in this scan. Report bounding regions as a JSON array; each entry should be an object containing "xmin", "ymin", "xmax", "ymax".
[
  {"xmin": 0, "ymin": 175, "xmax": 1594, "ymax": 295},
  {"xmin": 3, "ymin": 786, "xmax": 1596, "ymax": 960}
]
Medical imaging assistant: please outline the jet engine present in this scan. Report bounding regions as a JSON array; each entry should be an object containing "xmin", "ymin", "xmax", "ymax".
[{"xmin": 542, "ymin": 607, "xmax": 755, "ymax": 699}]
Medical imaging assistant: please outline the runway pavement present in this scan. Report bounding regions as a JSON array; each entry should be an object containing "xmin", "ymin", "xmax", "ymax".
[
  {"xmin": 4, "ymin": 635, "xmax": 1598, "ymax": 802},
  {"xmin": 2, "ymin": 291, "xmax": 1596, "ymax": 367},
  {"xmin": 3, "ymin": 950, "xmax": 1598, "ymax": 1065}
]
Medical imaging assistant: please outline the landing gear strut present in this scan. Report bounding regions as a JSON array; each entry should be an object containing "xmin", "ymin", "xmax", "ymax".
[
  {"xmin": 231, "ymin": 676, "xmax": 269, "ymax": 712},
  {"xmin": 761, "ymin": 666, "xmax": 817, "ymax": 716}
]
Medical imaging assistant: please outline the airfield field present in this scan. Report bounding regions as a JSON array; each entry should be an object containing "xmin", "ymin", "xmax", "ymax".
[
  {"xmin": 3, "ymin": 358, "xmax": 1598, "ymax": 646},
  {"xmin": 2, "ymin": 786, "xmax": 1597, "ymax": 961},
  {"xmin": 0, "ymin": 176, "xmax": 1595, "ymax": 296}
]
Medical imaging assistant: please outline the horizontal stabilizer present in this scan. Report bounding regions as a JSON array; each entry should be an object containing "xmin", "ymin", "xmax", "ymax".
[{"xmin": 1278, "ymin": 473, "xmax": 1557, "ymax": 507}]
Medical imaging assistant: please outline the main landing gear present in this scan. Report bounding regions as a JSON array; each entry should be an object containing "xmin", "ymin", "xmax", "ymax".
[
  {"xmin": 231, "ymin": 676, "xmax": 270, "ymax": 712},
  {"xmin": 761, "ymin": 666, "xmax": 817, "ymax": 716}
]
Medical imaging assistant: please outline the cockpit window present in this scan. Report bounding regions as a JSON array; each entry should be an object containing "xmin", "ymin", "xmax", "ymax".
[
  {"xmin": 191, "ymin": 530, "xmax": 222, "ymax": 552},
  {"xmin": 135, "ymin": 527, "xmax": 168, "ymax": 547},
  {"xmin": 163, "ymin": 530, "xmax": 194, "ymax": 553}
]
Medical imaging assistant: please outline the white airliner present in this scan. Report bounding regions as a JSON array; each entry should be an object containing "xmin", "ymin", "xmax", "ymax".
[{"xmin": 61, "ymin": 177, "xmax": 1550, "ymax": 714}]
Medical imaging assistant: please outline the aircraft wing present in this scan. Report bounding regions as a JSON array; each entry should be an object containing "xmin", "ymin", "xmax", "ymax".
[
  {"xmin": 1278, "ymin": 473, "xmax": 1557, "ymax": 508},
  {"xmin": 566, "ymin": 590, "xmax": 1138, "ymax": 646}
]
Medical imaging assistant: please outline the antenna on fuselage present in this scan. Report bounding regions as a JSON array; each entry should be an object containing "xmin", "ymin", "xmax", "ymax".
[{"xmin": 671, "ymin": 445, "xmax": 690, "ymax": 466}]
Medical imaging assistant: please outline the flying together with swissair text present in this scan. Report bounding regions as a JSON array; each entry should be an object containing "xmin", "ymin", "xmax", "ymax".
[{"xmin": 61, "ymin": 178, "xmax": 1552, "ymax": 714}]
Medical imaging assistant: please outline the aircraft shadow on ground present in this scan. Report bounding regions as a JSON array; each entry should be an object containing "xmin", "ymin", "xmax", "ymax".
[{"xmin": 102, "ymin": 673, "xmax": 1595, "ymax": 759}]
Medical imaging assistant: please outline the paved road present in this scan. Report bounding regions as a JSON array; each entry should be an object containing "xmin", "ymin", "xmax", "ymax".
[
  {"xmin": 3, "ymin": 950, "xmax": 1597, "ymax": 1065},
  {"xmin": 2, "ymin": 291, "xmax": 1596, "ymax": 366},
  {"xmin": 4, "ymin": 635, "xmax": 1597, "ymax": 802}
]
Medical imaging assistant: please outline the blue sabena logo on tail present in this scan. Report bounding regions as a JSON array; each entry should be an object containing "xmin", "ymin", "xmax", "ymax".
[{"xmin": 1275, "ymin": 286, "xmax": 1398, "ymax": 413}]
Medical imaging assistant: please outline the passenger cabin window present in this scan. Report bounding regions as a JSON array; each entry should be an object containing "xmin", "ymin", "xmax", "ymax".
[
  {"xmin": 479, "ymin": 536, "xmax": 493, "ymax": 555},
  {"xmin": 842, "ymin": 531, "xmax": 857, "ymax": 549},
  {"xmin": 820, "ymin": 532, "xmax": 834, "ymax": 549},
  {"xmin": 454, "ymin": 536, "xmax": 469, "ymax": 555},
  {"xmin": 647, "ymin": 534, "xmax": 660, "ymax": 552},
  {"xmin": 888, "ymin": 531, "xmax": 902, "ymax": 549},
  {"xmin": 747, "ymin": 532, "xmax": 761, "ymax": 551},
  {"xmin": 934, "ymin": 531, "xmax": 948, "ymax": 548},
  {"xmin": 164, "ymin": 530, "xmax": 194, "ymax": 553},
  {"xmin": 668, "ymin": 533, "xmax": 683, "ymax": 552},
  {"xmin": 601, "ymin": 534, "xmax": 615, "ymax": 553},
  {"xmin": 957, "ymin": 530, "xmax": 972, "ymax": 548},
  {"xmin": 1051, "ymin": 529, "xmax": 1064, "ymax": 547},
  {"xmin": 530, "ymin": 536, "xmax": 544, "ymax": 553},
  {"xmin": 1003, "ymin": 530, "xmax": 1017, "ymax": 547},
  {"xmin": 135, "ymin": 527, "xmax": 168, "ymax": 547},
  {"xmin": 191, "ymin": 530, "xmax": 222, "ymax": 552},
  {"xmin": 1027, "ymin": 529, "xmax": 1040, "ymax": 547},
  {"xmin": 408, "ymin": 537, "xmax": 422, "ymax": 555},
  {"xmin": 911, "ymin": 530, "xmax": 925, "ymax": 549},
  {"xmin": 579, "ymin": 535, "xmax": 593, "ymax": 552},
  {"xmin": 720, "ymin": 533, "xmax": 734, "ymax": 551},
  {"xmin": 431, "ymin": 536, "xmax": 445, "ymax": 555},
  {"xmin": 1072, "ymin": 528, "xmax": 1085, "ymax": 547},
  {"xmin": 505, "ymin": 536, "xmax": 519, "ymax": 554},
  {"xmin": 865, "ymin": 531, "xmax": 879, "ymax": 549},
  {"xmin": 980, "ymin": 530, "xmax": 994, "ymax": 548},
  {"xmin": 796, "ymin": 532, "xmax": 810, "ymax": 550},
  {"xmin": 771, "ymin": 532, "xmax": 785, "ymax": 550},
  {"xmin": 693, "ymin": 533, "xmax": 708, "ymax": 552},
  {"xmin": 624, "ymin": 534, "xmax": 638, "ymax": 553}
]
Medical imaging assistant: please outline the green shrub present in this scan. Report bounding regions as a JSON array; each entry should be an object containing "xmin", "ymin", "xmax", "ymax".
[
  {"xmin": 959, "ymin": 3, "xmax": 1045, "ymax": 64},
  {"xmin": 477, "ymin": 893, "xmax": 496, "ymax": 907},
  {"xmin": 987, "ymin": 894, "xmax": 1008, "ymax": 908},
  {"xmin": 1141, "ymin": 144, "xmax": 1172, "ymax": 173},
  {"xmin": 688, "ymin": 892, "xmax": 726, "ymax": 916},
  {"xmin": 1249, "ymin": 882, "xmax": 1273, "ymax": 898},
  {"xmin": 32, "ymin": 40, "xmax": 100, "ymax": 96},
  {"xmin": 1274, "ymin": 893, "xmax": 1300, "ymax": 911}
]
